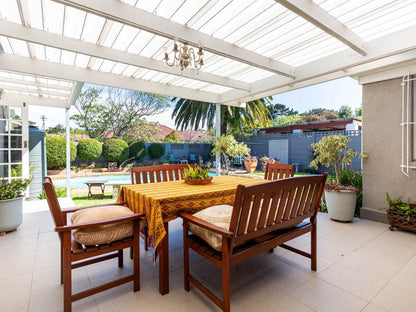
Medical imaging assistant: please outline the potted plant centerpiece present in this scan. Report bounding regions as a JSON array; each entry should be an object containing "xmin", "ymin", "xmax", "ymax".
[
  {"xmin": 0, "ymin": 178, "xmax": 32, "ymax": 233},
  {"xmin": 309, "ymin": 135, "xmax": 359, "ymax": 222},
  {"xmin": 184, "ymin": 162, "xmax": 212, "ymax": 185},
  {"xmin": 244, "ymin": 156, "xmax": 258, "ymax": 173}
]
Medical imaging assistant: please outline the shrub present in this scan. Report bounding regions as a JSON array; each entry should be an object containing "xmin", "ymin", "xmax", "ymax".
[
  {"xmin": 77, "ymin": 138, "xmax": 102, "ymax": 161},
  {"xmin": 129, "ymin": 141, "xmax": 147, "ymax": 160},
  {"xmin": 148, "ymin": 143, "xmax": 165, "ymax": 159},
  {"xmin": 46, "ymin": 135, "xmax": 76, "ymax": 169},
  {"xmin": 102, "ymin": 139, "xmax": 129, "ymax": 162}
]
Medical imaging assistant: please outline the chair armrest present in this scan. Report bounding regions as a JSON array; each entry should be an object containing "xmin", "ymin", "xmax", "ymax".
[
  {"xmin": 55, "ymin": 212, "xmax": 144, "ymax": 232},
  {"xmin": 180, "ymin": 212, "xmax": 234, "ymax": 238},
  {"xmin": 61, "ymin": 202, "xmax": 127, "ymax": 215}
]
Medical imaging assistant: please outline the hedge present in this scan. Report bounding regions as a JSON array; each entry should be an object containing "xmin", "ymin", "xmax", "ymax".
[
  {"xmin": 148, "ymin": 143, "xmax": 165, "ymax": 159},
  {"xmin": 77, "ymin": 138, "xmax": 102, "ymax": 162},
  {"xmin": 46, "ymin": 135, "xmax": 76, "ymax": 169},
  {"xmin": 129, "ymin": 141, "xmax": 147, "ymax": 160},
  {"xmin": 102, "ymin": 138, "xmax": 129, "ymax": 162}
]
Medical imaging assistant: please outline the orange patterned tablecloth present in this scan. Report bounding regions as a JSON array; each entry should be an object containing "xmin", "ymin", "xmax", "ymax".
[{"xmin": 118, "ymin": 175, "xmax": 263, "ymax": 250}]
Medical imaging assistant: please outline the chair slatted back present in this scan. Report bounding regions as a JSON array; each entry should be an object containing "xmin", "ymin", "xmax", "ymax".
[
  {"xmin": 264, "ymin": 163, "xmax": 295, "ymax": 180},
  {"xmin": 130, "ymin": 164, "xmax": 196, "ymax": 184},
  {"xmin": 43, "ymin": 177, "xmax": 65, "ymax": 227},
  {"xmin": 230, "ymin": 174, "xmax": 327, "ymax": 246}
]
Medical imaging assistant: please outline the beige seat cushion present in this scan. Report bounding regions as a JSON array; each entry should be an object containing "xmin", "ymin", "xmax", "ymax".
[
  {"xmin": 71, "ymin": 205, "xmax": 134, "ymax": 245},
  {"xmin": 188, "ymin": 205, "xmax": 233, "ymax": 251}
]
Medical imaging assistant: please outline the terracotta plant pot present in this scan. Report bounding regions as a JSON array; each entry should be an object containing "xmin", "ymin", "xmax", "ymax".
[
  {"xmin": 184, "ymin": 176, "xmax": 213, "ymax": 185},
  {"xmin": 244, "ymin": 160, "xmax": 258, "ymax": 173}
]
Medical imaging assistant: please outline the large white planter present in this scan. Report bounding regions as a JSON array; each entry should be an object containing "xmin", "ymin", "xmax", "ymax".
[
  {"xmin": 0, "ymin": 197, "xmax": 24, "ymax": 232},
  {"xmin": 325, "ymin": 190, "xmax": 356, "ymax": 222}
]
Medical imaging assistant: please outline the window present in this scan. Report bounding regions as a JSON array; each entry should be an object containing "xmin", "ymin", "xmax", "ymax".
[{"xmin": 401, "ymin": 75, "xmax": 416, "ymax": 175}]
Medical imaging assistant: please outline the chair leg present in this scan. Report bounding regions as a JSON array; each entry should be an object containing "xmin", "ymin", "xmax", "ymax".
[
  {"xmin": 62, "ymin": 233, "xmax": 72, "ymax": 312},
  {"xmin": 130, "ymin": 247, "xmax": 133, "ymax": 260},
  {"xmin": 183, "ymin": 225, "xmax": 190, "ymax": 292},
  {"xmin": 222, "ymin": 238, "xmax": 231, "ymax": 312},
  {"xmin": 144, "ymin": 226, "xmax": 148, "ymax": 251},
  {"xmin": 311, "ymin": 221, "xmax": 317, "ymax": 271},
  {"xmin": 133, "ymin": 220, "xmax": 140, "ymax": 292},
  {"xmin": 118, "ymin": 249, "xmax": 123, "ymax": 268},
  {"xmin": 60, "ymin": 243, "xmax": 64, "ymax": 284},
  {"xmin": 268, "ymin": 248, "xmax": 274, "ymax": 253}
]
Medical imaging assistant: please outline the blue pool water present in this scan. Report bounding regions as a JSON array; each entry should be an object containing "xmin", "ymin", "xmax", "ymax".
[{"xmin": 54, "ymin": 172, "xmax": 216, "ymax": 188}]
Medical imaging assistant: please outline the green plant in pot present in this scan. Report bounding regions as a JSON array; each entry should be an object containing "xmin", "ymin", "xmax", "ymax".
[
  {"xmin": 0, "ymin": 178, "xmax": 32, "ymax": 232},
  {"xmin": 184, "ymin": 162, "xmax": 212, "ymax": 185},
  {"xmin": 309, "ymin": 135, "xmax": 359, "ymax": 222},
  {"xmin": 211, "ymin": 135, "xmax": 250, "ymax": 175}
]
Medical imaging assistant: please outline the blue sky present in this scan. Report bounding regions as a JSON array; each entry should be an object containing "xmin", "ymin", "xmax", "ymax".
[{"xmin": 29, "ymin": 76, "xmax": 362, "ymax": 129}]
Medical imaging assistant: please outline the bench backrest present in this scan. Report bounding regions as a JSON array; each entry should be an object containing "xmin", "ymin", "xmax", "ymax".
[
  {"xmin": 230, "ymin": 174, "xmax": 327, "ymax": 246},
  {"xmin": 130, "ymin": 164, "xmax": 196, "ymax": 184},
  {"xmin": 264, "ymin": 162, "xmax": 295, "ymax": 180}
]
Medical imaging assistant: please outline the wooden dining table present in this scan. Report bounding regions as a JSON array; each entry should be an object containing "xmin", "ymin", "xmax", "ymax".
[{"xmin": 117, "ymin": 175, "xmax": 263, "ymax": 295}]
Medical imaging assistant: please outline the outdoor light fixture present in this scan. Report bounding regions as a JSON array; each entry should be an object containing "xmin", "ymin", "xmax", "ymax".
[{"xmin": 164, "ymin": 42, "xmax": 204, "ymax": 71}]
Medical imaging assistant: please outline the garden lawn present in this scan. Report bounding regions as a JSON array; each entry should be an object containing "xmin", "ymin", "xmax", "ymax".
[{"xmin": 71, "ymin": 192, "xmax": 115, "ymax": 208}]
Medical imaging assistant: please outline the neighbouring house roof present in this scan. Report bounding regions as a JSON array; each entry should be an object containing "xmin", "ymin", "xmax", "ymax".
[
  {"xmin": 100, "ymin": 125, "xmax": 213, "ymax": 142},
  {"xmin": 259, "ymin": 118, "xmax": 362, "ymax": 134}
]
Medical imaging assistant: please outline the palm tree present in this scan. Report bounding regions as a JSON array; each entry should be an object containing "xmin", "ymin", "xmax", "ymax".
[{"xmin": 171, "ymin": 97, "xmax": 273, "ymax": 135}]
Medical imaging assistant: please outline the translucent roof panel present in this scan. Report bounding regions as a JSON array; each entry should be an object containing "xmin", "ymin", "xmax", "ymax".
[{"xmin": 0, "ymin": 0, "xmax": 415, "ymax": 107}]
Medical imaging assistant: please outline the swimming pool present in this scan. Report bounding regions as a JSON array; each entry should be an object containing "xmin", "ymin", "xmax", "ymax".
[{"xmin": 54, "ymin": 172, "xmax": 216, "ymax": 188}]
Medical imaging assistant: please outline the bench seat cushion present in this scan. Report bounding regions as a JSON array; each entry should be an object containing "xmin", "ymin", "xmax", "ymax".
[
  {"xmin": 71, "ymin": 206, "xmax": 134, "ymax": 245},
  {"xmin": 189, "ymin": 205, "xmax": 233, "ymax": 251}
]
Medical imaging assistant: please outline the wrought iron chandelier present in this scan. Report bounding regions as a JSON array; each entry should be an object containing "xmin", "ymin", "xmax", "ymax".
[{"xmin": 164, "ymin": 42, "xmax": 204, "ymax": 71}]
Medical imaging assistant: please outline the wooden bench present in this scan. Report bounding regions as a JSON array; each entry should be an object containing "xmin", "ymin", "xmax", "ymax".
[{"xmin": 180, "ymin": 174, "xmax": 327, "ymax": 312}]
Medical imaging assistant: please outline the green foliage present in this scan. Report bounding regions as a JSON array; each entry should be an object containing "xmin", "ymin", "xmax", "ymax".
[
  {"xmin": 0, "ymin": 178, "xmax": 32, "ymax": 200},
  {"xmin": 122, "ymin": 120, "xmax": 161, "ymax": 143},
  {"xmin": 102, "ymin": 138, "xmax": 129, "ymax": 162},
  {"xmin": 46, "ymin": 134, "xmax": 77, "ymax": 169},
  {"xmin": 338, "ymin": 105, "xmax": 353, "ymax": 118},
  {"xmin": 163, "ymin": 130, "xmax": 181, "ymax": 143},
  {"xmin": 148, "ymin": 143, "xmax": 165, "ymax": 159},
  {"xmin": 39, "ymin": 185, "xmax": 67, "ymax": 199},
  {"xmin": 267, "ymin": 103, "xmax": 298, "ymax": 119},
  {"xmin": 212, "ymin": 135, "xmax": 250, "ymax": 174},
  {"xmin": 129, "ymin": 141, "xmax": 147, "ymax": 160},
  {"xmin": 301, "ymin": 108, "xmax": 339, "ymax": 122},
  {"xmin": 184, "ymin": 162, "xmax": 211, "ymax": 180},
  {"xmin": 309, "ymin": 135, "xmax": 358, "ymax": 185},
  {"xmin": 77, "ymin": 138, "xmax": 102, "ymax": 161},
  {"xmin": 273, "ymin": 114, "xmax": 301, "ymax": 126},
  {"xmin": 46, "ymin": 123, "xmax": 65, "ymax": 134},
  {"xmin": 385, "ymin": 193, "xmax": 416, "ymax": 221}
]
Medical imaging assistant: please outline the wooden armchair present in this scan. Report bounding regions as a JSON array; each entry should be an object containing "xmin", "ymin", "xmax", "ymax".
[
  {"xmin": 264, "ymin": 162, "xmax": 295, "ymax": 180},
  {"xmin": 181, "ymin": 174, "xmax": 327, "ymax": 312},
  {"xmin": 43, "ymin": 177, "xmax": 144, "ymax": 312},
  {"xmin": 130, "ymin": 164, "xmax": 196, "ymax": 250}
]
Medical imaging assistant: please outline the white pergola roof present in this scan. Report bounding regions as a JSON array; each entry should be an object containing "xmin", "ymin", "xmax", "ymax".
[{"xmin": 0, "ymin": 0, "xmax": 416, "ymax": 108}]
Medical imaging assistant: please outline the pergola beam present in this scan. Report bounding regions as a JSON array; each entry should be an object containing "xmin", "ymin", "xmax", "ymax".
[
  {"xmin": 220, "ymin": 25, "xmax": 416, "ymax": 105},
  {"xmin": 0, "ymin": 53, "xmax": 220, "ymax": 104},
  {"xmin": 52, "ymin": 0, "xmax": 295, "ymax": 78},
  {"xmin": 0, "ymin": 92, "xmax": 67, "ymax": 107},
  {"xmin": 0, "ymin": 76, "xmax": 72, "ymax": 91},
  {"xmin": 0, "ymin": 20, "xmax": 250, "ymax": 92},
  {"xmin": 0, "ymin": 84, "xmax": 70, "ymax": 97},
  {"xmin": 275, "ymin": 0, "xmax": 367, "ymax": 56}
]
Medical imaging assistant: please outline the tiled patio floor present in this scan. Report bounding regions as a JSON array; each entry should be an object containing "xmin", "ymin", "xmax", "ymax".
[{"xmin": 1, "ymin": 201, "xmax": 416, "ymax": 312}]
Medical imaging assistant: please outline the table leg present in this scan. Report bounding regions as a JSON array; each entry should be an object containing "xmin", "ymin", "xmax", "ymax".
[{"xmin": 159, "ymin": 222, "xmax": 169, "ymax": 295}]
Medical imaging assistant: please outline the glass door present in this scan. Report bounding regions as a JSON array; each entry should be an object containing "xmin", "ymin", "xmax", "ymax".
[{"xmin": 0, "ymin": 105, "xmax": 24, "ymax": 181}]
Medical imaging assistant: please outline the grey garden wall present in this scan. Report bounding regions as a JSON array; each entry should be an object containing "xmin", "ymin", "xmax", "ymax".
[{"xmin": 236, "ymin": 130, "xmax": 362, "ymax": 172}]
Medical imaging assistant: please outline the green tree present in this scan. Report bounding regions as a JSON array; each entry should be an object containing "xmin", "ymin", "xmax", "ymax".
[
  {"xmin": 273, "ymin": 114, "xmax": 301, "ymax": 126},
  {"xmin": 129, "ymin": 141, "xmax": 147, "ymax": 160},
  {"xmin": 121, "ymin": 120, "xmax": 161, "ymax": 143},
  {"xmin": 355, "ymin": 106, "xmax": 362, "ymax": 119},
  {"xmin": 172, "ymin": 97, "xmax": 273, "ymax": 135},
  {"xmin": 338, "ymin": 105, "xmax": 353, "ymax": 118},
  {"xmin": 211, "ymin": 135, "xmax": 250, "ymax": 174},
  {"xmin": 267, "ymin": 103, "xmax": 298, "ymax": 119},
  {"xmin": 46, "ymin": 124, "xmax": 65, "ymax": 134},
  {"xmin": 77, "ymin": 138, "xmax": 102, "ymax": 162},
  {"xmin": 163, "ymin": 130, "xmax": 181, "ymax": 143},
  {"xmin": 71, "ymin": 88, "xmax": 104, "ymax": 138},
  {"xmin": 148, "ymin": 143, "xmax": 165, "ymax": 159},
  {"xmin": 46, "ymin": 135, "xmax": 77, "ymax": 169},
  {"xmin": 102, "ymin": 139, "xmax": 129, "ymax": 162},
  {"xmin": 301, "ymin": 108, "xmax": 339, "ymax": 122}
]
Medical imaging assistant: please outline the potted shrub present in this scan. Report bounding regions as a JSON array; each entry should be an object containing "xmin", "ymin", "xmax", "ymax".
[
  {"xmin": 211, "ymin": 135, "xmax": 250, "ymax": 175},
  {"xmin": 309, "ymin": 135, "xmax": 359, "ymax": 221},
  {"xmin": 183, "ymin": 162, "xmax": 212, "ymax": 185},
  {"xmin": 384, "ymin": 193, "xmax": 416, "ymax": 231},
  {"xmin": 0, "ymin": 178, "xmax": 32, "ymax": 233},
  {"xmin": 244, "ymin": 156, "xmax": 258, "ymax": 173},
  {"xmin": 260, "ymin": 156, "xmax": 276, "ymax": 172}
]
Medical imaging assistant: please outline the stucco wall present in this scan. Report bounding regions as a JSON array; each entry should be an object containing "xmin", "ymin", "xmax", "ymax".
[{"xmin": 361, "ymin": 77, "xmax": 416, "ymax": 222}]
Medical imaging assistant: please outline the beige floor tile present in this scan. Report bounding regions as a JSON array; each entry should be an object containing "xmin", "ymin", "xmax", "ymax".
[
  {"xmin": 0, "ymin": 296, "xmax": 29, "ymax": 312},
  {"xmin": 361, "ymin": 303, "xmax": 389, "ymax": 312},
  {"xmin": 371, "ymin": 283, "xmax": 416, "ymax": 312},
  {"xmin": 0, "ymin": 273, "xmax": 33, "ymax": 303},
  {"xmin": 289, "ymin": 278, "xmax": 367, "ymax": 312},
  {"xmin": 0, "ymin": 255, "xmax": 35, "ymax": 280},
  {"xmin": 264, "ymin": 295, "xmax": 315, "ymax": 312},
  {"xmin": 389, "ymin": 254, "xmax": 416, "ymax": 292}
]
